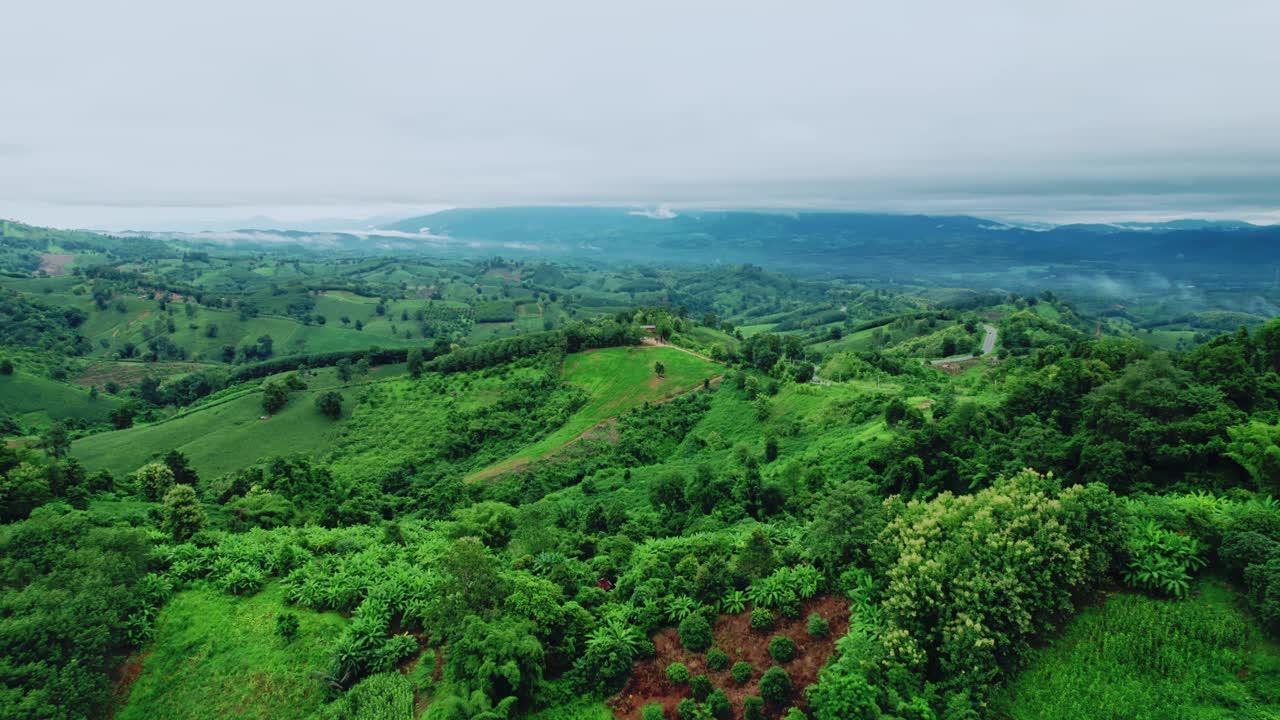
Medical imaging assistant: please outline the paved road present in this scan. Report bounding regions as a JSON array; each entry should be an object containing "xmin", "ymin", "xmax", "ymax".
[{"xmin": 929, "ymin": 323, "xmax": 998, "ymax": 365}]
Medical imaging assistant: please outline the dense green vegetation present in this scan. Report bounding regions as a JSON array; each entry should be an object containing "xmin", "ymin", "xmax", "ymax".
[{"xmin": 2, "ymin": 217, "xmax": 1280, "ymax": 720}]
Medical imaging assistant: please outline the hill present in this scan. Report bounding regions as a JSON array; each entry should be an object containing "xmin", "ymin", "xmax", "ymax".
[{"xmin": 467, "ymin": 345, "xmax": 722, "ymax": 480}]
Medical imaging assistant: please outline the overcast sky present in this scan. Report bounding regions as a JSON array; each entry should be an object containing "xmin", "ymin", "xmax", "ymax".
[{"xmin": 3, "ymin": 0, "xmax": 1280, "ymax": 229}]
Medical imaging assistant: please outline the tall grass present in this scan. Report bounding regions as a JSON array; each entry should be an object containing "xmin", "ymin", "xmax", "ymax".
[{"xmin": 996, "ymin": 580, "xmax": 1280, "ymax": 720}]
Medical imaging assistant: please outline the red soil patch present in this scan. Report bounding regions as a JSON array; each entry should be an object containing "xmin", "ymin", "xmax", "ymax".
[
  {"xmin": 610, "ymin": 596, "xmax": 850, "ymax": 720},
  {"xmin": 37, "ymin": 253, "xmax": 74, "ymax": 276},
  {"xmin": 108, "ymin": 651, "xmax": 149, "ymax": 715}
]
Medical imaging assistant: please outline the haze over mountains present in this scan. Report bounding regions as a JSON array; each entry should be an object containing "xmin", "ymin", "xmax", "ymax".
[{"xmin": 100, "ymin": 207, "xmax": 1280, "ymax": 288}]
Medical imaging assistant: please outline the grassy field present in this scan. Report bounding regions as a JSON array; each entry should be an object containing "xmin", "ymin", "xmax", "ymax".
[
  {"xmin": 0, "ymin": 370, "xmax": 122, "ymax": 427},
  {"xmin": 467, "ymin": 346, "xmax": 721, "ymax": 480},
  {"xmin": 117, "ymin": 584, "xmax": 348, "ymax": 720},
  {"xmin": 996, "ymin": 580, "xmax": 1280, "ymax": 720},
  {"xmin": 72, "ymin": 365, "xmax": 404, "ymax": 480},
  {"xmin": 1145, "ymin": 329, "xmax": 1199, "ymax": 351}
]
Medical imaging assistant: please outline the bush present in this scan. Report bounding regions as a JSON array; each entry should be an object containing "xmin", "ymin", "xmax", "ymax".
[
  {"xmin": 315, "ymin": 390, "xmax": 343, "ymax": 419},
  {"xmin": 275, "ymin": 612, "xmax": 299, "ymax": 641},
  {"xmin": 783, "ymin": 710, "xmax": 807, "ymax": 720},
  {"xmin": 768, "ymin": 635, "xmax": 796, "ymax": 663},
  {"xmin": 731, "ymin": 661, "xmax": 753, "ymax": 684},
  {"xmin": 807, "ymin": 613, "xmax": 830, "ymax": 639},
  {"xmin": 706, "ymin": 647, "xmax": 730, "ymax": 671},
  {"xmin": 1123, "ymin": 519, "xmax": 1207, "ymax": 599},
  {"xmin": 744, "ymin": 696, "xmax": 765, "ymax": 720},
  {"xmin": 135, "ymin": 462, "xmax": 175, "ymax": 501},
  {"xmin": 705, "ymin": 688, "xmax": 731, "ymax": 718},
  {"xmin": 760, "ymin": 666, "xmax": 793, "ymax": 705},
  {"xmin": 690, "ymin": 674, "xmax": 712, "ymax": 701},
  {"xmin": 642, "ymin": 703, "xmax": 666, "ymax": 720},
  {"xmin": 676, "ymin": 698, "xmax": 698, "ymax": 720},
  {"xmin": 750, "ymin": 606, "xmax": 774, "ymax": 632},
  {"xmin": 666, "ymin": 662, "xmax": 690, "ymax": 684},
  {"xmin": 678, "ymin": 614, "xmax": 713, "ymax": 653}
]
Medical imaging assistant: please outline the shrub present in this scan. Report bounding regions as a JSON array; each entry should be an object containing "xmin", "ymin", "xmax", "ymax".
[
  {"xmin": 1221, "ymin": 530, "xmax": 1279, "ymax": 580},
  {"xmin": 641, "ymin": 703, "xmax": 666, "ymax": 720},
  {"xmin": 760, "ymin": 666, "xmax": 793, "ymax": 705},
  {"xmin": 315, "ymin": 390, "xmax": 343, "ymax": 419},
  {"xmin": 276, "ymin": 612, "xmax": 299, "ymax": 641},
  {"xmin": 705, "ymin": 688, "xmax": 731, "ymax": 718},
  {"xmin": 807, "ymin": 613, "xmax": 830, "ymax": 639},
  {"xmin": 679, "ymin": 614, "xmax": 713, "ymax": 653},
  {"xmin": 666, "ymin": 662, "xmax": 690, "ymax": 684},
  {"xmin": 690, "ymin": 674, "xmax": 712, "ymax": 702},
  {"xmin": 676, "ymin": 698, "xmax": 698, "ymax": 720},
  {"xmin": 706, "ymin": 647, "xmax": 730, "ymax": 671},
  {"xmin": 744, "ymin": 696, "xmax": 765, "ymax": 720},
  {"xmin": 1123, "ymin": 519, "xmax": 1207, "ymax": 599},
  {"xmin": 750, "ymin": 607, "xmax": 774, "ymax": 632},
  {"xmin": 731, "ymin": 661, "xmax": 753, "ymax": 684},
  {"xmin": 768, "ymin": 635, "xmax": 796, "ymax": 662},
  {"xmin": 783, "ymin": 709, "xmax": 808, "ymax": 720},
  {"xmin": 135, "ymin": 462, "xmax": 175, "ymax": 501},
  {"xmin": 161, "ymin": 484, "xmax": 205, "ymax": 541}
]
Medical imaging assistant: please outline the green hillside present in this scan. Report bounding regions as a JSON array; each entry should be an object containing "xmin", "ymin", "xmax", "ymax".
[
  {"xmin": 0, "ymin": 370, "xmax": 122, "ymax": 427},
  {"xmin": 467, "ymin": 345, "xmax": 721, "ymax": 480}
]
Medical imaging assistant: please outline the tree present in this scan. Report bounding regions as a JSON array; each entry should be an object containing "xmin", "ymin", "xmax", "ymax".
[
  {"xmin": 139, "ymin": 375, "xmax": 163, "ymax": 405},
  {"xmin": 1227, "ymin": 421, "xmax": 1280, "ymax": 494},
  {"xmin": 336, "ymin": 358, "xmax": 354, "ymax": 381},
  {"xmin": 163, "ymin": 449, "xmax": 199, "ymax": 487},
  {"xmin": 408, "ymin": 348, "xmax": 425, "ymax": 378},
  {"xmin": 803, "ymin": 480, "xmax": 886, "ymax": 570},
  {"xmin": 262, "ymin": 381, "xmax": 288, "ymax": 414},
  {"xmin": 41, "ymin": 422, "xmax": 71, "ymax": 459},
  {"xmin": 161, "ymin": 484, "xmax": 205, "ymax": 540},
  {"xmin": 649, "ymin": 470, "xmax": 686, "ymax": 512},
  {"xmin": 735, "ymin": 528, "xmax": 777, "ymax": 579},
  {"xmin": 0, "ymin": 463, "xmax": 52, "ymax": 521},
  {"xmin": 0, "ymin": 358, "xmax": 12, "ymax": 374},
  {"xmin": 654, "ymin": 361, "xmax": 666, "ymax": 378},
  {"xmin": 754, "ymin": 396, "xmax": 771, "ymax": 422},
  {"xmin": 135, "ymin": 462, "xmax": 176, "ymax": 501},
  {"xmin": 110, "ymin": 405, "xmax": 135, "ymax": 429},
  {"xmin": 316, "ymin": 390, "xmax": 343, "ymax": 419}
]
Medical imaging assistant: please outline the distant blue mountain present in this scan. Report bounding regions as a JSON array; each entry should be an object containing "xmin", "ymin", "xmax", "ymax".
[{"xmin": 381, "ymin": 206, "xmax": 1280, "ymax": 281}]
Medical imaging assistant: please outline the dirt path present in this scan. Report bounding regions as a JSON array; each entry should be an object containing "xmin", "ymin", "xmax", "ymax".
[{"xmin": 639, "ymin": 336, "xmax": 716, "ymax": 362}]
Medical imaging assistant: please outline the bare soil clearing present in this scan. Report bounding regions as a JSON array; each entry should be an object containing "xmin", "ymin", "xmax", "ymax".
[{"xmin": 610, "ymin": 596, "xmax": 850, "ymax": 719}]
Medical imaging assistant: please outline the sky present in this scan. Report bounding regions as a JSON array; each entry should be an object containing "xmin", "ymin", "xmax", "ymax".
[{"xmin": 2, "ymin": 0, "xmax": 1280, "ymax": 229}]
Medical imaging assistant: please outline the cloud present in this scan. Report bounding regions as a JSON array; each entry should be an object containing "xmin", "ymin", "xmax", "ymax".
[
  {"xmin": 1, "ymin": 1, "xmax": 1278, "ymax": 227},
  {"xmin": 629, "ymin": 204, "xmax": 678, "ymax": 219}
]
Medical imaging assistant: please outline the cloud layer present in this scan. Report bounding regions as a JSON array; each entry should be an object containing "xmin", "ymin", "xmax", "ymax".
[{"xmin": 3, "ymin": 0, "xmax": 1279, "ymax": 227}]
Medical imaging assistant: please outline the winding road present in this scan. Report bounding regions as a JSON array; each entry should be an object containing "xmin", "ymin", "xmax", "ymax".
[{"xmin": 929, "ymin": 323, "xmax": 998, "ymax": 365}]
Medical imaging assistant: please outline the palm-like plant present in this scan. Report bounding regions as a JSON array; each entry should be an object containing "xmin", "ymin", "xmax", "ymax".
[
  {"xmin": 587, "ymin": 616, "xmax": 646, "ymax": 662},
  {"xmin": 666, "ymin": 595, "xmax": 700, "ymax": 622},
  {"xmin": 792, "ymin": 565, "xmax": 822, "ymax": 599},
  {"xmin": 721, "ymin": 589, "xmax": 748, "ymax": 614}
]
